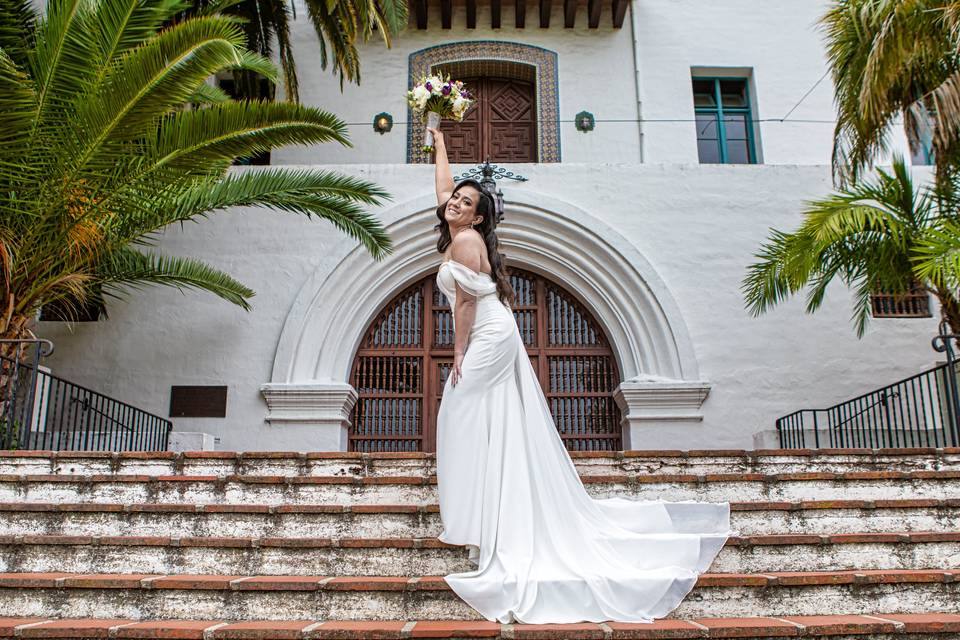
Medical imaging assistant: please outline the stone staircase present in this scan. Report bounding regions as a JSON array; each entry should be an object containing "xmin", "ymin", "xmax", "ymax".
[{"xmin": 1, "ymin": 448, "xmax": 959, "ymax": 638}]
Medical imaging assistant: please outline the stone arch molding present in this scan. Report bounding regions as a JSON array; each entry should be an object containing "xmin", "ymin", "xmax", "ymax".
[{"xmin": 260, "ymin": 191, "xmax": 711, "ymax": 451}]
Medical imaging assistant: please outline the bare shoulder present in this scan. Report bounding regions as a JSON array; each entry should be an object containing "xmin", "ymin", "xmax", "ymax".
[
  {"xmin": 451, "ymin": 228, "xmax": 484, "ymax": 249},
  {"xmin": 450, "ymin": 230, "xmax": 485, "ymax": 270}
]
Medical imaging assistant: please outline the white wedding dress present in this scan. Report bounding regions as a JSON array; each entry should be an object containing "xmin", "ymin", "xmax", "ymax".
[{"xmin": 434, "ymin": 259, "xmax": 734, "ymax": 624}]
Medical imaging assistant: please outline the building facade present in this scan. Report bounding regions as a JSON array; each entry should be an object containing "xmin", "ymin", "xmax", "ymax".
[{"xmin": 38, "ymin": 0, "xmax": 943, "ymax": 452}]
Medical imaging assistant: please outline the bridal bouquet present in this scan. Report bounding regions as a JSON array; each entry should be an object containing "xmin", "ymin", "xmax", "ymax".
[{"xmin": 406, "ymin": 74, "xmax": 474, "ymax": 152}]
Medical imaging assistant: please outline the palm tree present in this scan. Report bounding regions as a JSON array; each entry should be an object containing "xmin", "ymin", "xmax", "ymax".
[
  {"xmin": 742, "ymin": 156, "xmax": 960, "ymax": 337},
  {"xmin": 0, "ymin": 0, "xmax": 394, "ymax": 358},
  {"xmin": 197, "ymin": 0, "xmax": 409, "ymax": 101},
  {"xmin": 820, "ymin": 0, "xmax": 960, "ymax": 186}
]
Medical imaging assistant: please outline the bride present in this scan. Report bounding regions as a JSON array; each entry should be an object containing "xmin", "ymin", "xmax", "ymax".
[{"xmin": 427, "ymin": 126, "xmax": 734, "ymax": 625}]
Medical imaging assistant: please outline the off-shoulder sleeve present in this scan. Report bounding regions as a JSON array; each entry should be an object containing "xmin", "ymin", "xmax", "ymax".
[{"xmin": 446, "ymin": 261, "xmax": 498, "ymax": 298}]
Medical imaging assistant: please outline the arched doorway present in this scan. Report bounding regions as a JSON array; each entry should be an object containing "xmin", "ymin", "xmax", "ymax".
[{"xmin": 349, "ymin": 267, "xmax": 622, "ymax": 452}]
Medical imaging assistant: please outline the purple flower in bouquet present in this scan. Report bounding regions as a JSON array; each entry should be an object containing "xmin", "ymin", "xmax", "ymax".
[
  {"xmin": 442, "ymin": 83, "xmax": 451, "ymax": 95},
  {"xmin": 425, "ymin": 81, "xmax": 433, "ymax": 92}
]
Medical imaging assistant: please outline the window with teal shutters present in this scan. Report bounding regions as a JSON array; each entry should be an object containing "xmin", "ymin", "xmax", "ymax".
[
  {"xmin": 908, "ymin": 108, "xmax": 935, "ymax": 166},
  {"xmin": 692, "ymin": 77, "xmax": 757, "ymax": 164}
]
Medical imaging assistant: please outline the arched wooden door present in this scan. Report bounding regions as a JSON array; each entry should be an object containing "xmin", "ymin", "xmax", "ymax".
[{"xmin": 349, "ymin": 267, "xmax": 621, "ymax": 452}]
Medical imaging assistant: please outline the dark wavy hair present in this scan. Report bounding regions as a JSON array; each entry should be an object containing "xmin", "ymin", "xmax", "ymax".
[{"xmin": 435, "ymin": 179, "xmax": 516, "ymax": 308}]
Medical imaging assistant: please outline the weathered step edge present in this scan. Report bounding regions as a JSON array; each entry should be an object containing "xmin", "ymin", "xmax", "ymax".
[
  {"xmin": 2, "ymin": 613, "xmax": 960, "ymax": 639},
  {"xmin": 4, "ymin": 531, "xmax": 960, "ymax": 549},
  {"xmin": 3, "ymin": 497, "xmax": 959, "ymax": 514},
  {"xmin": 2, "ymin": 569, "xmax": 959, "ymax": 590},
  {"xmin": 5, "ymin": 470, "xmax": 960, "ymax": 484},
  {"xmin": 4, "ymin": 448, "xmax": 960, "ymax": 479},
  {"xmin": 4, "ymin": 447, "xmax": 958, "ymax": 459}
]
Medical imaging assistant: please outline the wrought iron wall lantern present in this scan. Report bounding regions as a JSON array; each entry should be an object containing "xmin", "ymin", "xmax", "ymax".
[
  {"xmin": 454, "ymin": 159, "xmax": 528, "ymax": 224},
  {"xmin": 373, "ymin": 112, "xmax": 393, "ymax": 134},
  {"xmin": 575, "ymin": 111, "xmax": 595, "ymax": 133}
]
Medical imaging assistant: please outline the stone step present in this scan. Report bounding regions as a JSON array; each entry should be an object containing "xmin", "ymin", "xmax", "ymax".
[
  {"xmin": 4, "ymin": 471, "xmax": 960, "ymax": 504},
  {"xmin": 3, "ymin": 570, "xmax": 959, "ymax": 620},
  {"xmin": 4, "ymin": 448, "xmax": 959, "ymax": 478},
  {"xmin": 2, "ymin": 499, "xmax": 958, "ymax": 537},
  {"xmin": 3, "ymin": 613, "xmax": 960, "ymax": 639},
  {"xmin": 2, "ymin": 613, "xmax": 960, "ymax": 639},
  {"xmin": 2, "ymin": 532, "xmax": 958, "ymax": 576}
]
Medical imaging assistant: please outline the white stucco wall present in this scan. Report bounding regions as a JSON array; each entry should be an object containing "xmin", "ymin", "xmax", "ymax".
[
  {"xmin": 276, "ymin": 0, "xmax": 638, "ymax": 164},
  {"xmin": 275, "ymin": 0, "xmax": 921, "ymax": 167},
  {"xmin": 37, "ymin": 164, "xmax": 942, "ymax": 451}
]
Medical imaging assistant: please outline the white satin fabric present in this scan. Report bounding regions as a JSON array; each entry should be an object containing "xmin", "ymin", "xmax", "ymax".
[{"xmin": 434, "ymin": 259, "xmax": 734, "ymax": 624}]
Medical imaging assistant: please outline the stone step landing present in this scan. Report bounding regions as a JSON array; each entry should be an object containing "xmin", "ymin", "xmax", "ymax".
[
  {"xmin": 2, "ymin": 613, "xmax": 960, "ymax": 639},
  {"xmin": 4, "ymin": 570, "xmax": 959, "ymax": 620},
  {"xmin": 2, "ymin": 499, "xmax": 958, "ymax": 537},
  {"xmin": 3, "ymin": 532, "xmax": 958, "ymax": 575},
  {"xmin": 3, "ymin": 448, "xmax": 958, "ymax": 478},
  {"xmin": 5, "ymin": 470, "xmax": 960, "ymax": 504},
  {"xmin": 3, "ymin": 449, "xmax": 958, "ymax": 635}
]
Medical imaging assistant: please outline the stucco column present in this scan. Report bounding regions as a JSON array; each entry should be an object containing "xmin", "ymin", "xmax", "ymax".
[
  {"xmin": 259, "ymin": 382, "xmax": 358, "ymax": 451},
  {"xmin": 613, "ymin": 378, "xmax": 712, "ymax": 449}
]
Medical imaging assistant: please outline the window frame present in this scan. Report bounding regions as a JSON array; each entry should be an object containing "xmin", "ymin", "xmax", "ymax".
[
  {"xmin": 693, "ymin": 76, "xmax": 757, "ymax": 165},
  {"xmin": 909, "ymin": 113, "xmax": 935, "ymax": 166}
]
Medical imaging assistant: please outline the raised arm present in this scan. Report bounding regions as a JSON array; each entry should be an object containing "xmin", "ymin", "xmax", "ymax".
[{"xmin": 428, "ymin": 126, "xmax": 455, "ymax": 206}]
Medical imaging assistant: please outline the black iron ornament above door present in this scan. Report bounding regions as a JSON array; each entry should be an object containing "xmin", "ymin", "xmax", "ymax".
[{"xmin": 454, "ymin": 160, "xmax": 528, "ymax": 224}]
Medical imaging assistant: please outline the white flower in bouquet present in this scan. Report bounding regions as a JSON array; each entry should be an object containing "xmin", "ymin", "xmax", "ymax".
[{"xmin": 411, "ymin": 85, "xmax": 430, "ymax": 110}]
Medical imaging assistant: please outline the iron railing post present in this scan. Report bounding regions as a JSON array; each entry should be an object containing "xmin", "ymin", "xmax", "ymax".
[
  {"xmin": 1, "ymin": 339, "xmax": 54, "ymax": 449},
  {"xmin": 882, "ymin": 390, "xmax": 894, "ymax": 448},
  {"xmin": 932, "ymin": 320, "xmax": 960, "ymax": 447}
]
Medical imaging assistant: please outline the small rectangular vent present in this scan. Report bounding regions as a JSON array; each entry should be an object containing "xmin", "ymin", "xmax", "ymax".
[{"xmin": 169, "ymin": 385, "xmax": 228, "ymax": 418}]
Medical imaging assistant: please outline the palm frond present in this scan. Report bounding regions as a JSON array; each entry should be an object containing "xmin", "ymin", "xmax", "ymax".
[
  {"xmin": 131, "ymin": 168, "xmax": 393, "ymax": 258},
  {"xmin": 0, "ymin": 50, "xmax": 36, "ymax": 151},
  {"xmin": 0, "ymin": 0, "xmax": 37, "ymax": 66},
  {"xmin": 67, "ymin": 16, "xmax": 276, "ymax": 173},
  {"xmin": 29, "ymin": 0, "xmax": 100, "ymax": 126},
  {"xmin": 743, "ymin": 156, "xmax": 937, "ymax": 337},
  {"xmin": 819, "ymin": 0, "xmax": 957, "ymax": 186},
  {"xmin": 98, "ymin": 246, "xmax": 256, "ymax": 310},
  {"xmin": 153, "ymin": 101, "xmax": 351, "ymax": 167},
  {"xmin": 912, "ymin": 216, "xmax": 960, "ymax": 287},
  {"xmin": 188, "ymin": 80, "xmax": 233, "ymax": 104},
  {"xmin": 1, "ymin": 0, "xmax": 393, "ymax": 327}
]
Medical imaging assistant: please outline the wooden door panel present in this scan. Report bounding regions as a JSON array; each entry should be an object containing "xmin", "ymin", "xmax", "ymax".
[
  {"xmin": 446, "ymin": 126, "xmax": 481, "ymax": 164},
  {"xmin": 445, "ymin": 76, "xmax": 537, "ymax": 164},
  {"xmin": 489, "ymin": 123, "xmax": 536, "ymax": 162},
  {"xmin": 488, "ymin": 80, "xmax": 535, "ymax": 121}
]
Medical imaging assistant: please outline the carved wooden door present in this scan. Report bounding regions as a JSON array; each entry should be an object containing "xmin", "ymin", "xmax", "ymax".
[
  {"xmin": 444, "ymin": 76, "xmax": 538, "ymax": 163},
  {"xmin": 349, "ymin": 268, "xmax": 621, "ymax": 452}
]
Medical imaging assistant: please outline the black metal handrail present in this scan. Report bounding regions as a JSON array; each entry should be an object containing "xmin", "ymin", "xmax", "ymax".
[
  {"xmin": 776, "ymin": 321, "xmax": 960, "ymax": 449},
  {"xmin": 1, "ymin": 339, "xmax": 172, "ymax": 451}
]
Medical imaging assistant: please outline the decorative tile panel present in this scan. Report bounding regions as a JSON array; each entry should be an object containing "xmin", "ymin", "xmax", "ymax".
[{"xmin": 407, "ymin": 41, "xmax": 560, "ymax": 163}]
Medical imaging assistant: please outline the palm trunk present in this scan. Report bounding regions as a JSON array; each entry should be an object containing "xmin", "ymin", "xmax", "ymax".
[{"xmin": 935, "ymin": 288, "xmax": 960, "ymax": 336}]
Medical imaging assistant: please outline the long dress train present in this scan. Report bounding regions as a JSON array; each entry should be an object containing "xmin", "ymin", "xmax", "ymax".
[{"xmin": 434, "ymin": 259, "xmax": 734, "ymax": 624}]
